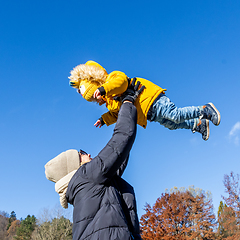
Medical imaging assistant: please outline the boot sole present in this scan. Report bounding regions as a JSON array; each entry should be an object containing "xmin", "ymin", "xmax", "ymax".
[
  {"xmin": 204, "ymin": 120, "xmax": 210, "ymax": 141},
  {"xmin": 208, "ymin": 102, "xmax": 221, "ymax": 126}
]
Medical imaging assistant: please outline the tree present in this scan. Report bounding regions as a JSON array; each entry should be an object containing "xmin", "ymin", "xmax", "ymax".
[
  {"xmin": 7, "ymin": 211, "xmax": 16, "ymax": 230},
  {"xmin": 140, "ymin": 186, "xmax": 216, "ymax": 240},
  {"xmin": 15, "ymin": 215, "xmax": 36, "ymax": 240},
  {"xmin": 217, "ymin": 172, "xmax": 240, "ymax": 239},
  {"xmin": 6, "ymin": 219, "xmax": 21, "ymax": 240},
  {"xmin": 32, "ymin": 216, "xmax": 72, "ymax": 240},
  {"xmin": 0, "ymin": 211, "xmax": 9, "ymax": 239},
  {"xmin": 31, "ymin": 205, "xmax": 72, "ymax": 239},
  {"xmin": 217, "ymin": 201, "xmax": 228, "ymax": 238}
]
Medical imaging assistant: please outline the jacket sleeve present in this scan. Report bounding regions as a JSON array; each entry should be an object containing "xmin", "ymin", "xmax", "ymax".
[
  {"xmin": 101, "ymin": 97, "xmax": 122, "ymax": 126},
  {"xmin": 116, "ymin": 154, "xmax": 129, "ymax": 177},
  {"xmin": 101, "ymin": 71, "xmax": 129, "ymax": 97},
  {"xmin": 81, "ymin": 102, "xmax": 137, "ymax": 184},
  {"xmin": 101, "ymin": 111, "xmax": 118, "ymax": 126}
]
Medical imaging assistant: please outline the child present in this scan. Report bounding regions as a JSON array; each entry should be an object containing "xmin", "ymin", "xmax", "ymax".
[{"xmin": 69, "ymin": 60, "xmax": 220, "ymax": 141}]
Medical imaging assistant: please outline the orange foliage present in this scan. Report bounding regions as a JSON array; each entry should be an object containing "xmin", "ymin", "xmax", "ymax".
[
  {"xmin": 7, "ymin": 219, "xmax": 21, "ymax": 238},
  {"xmin": 140, "ymin": 190, "xmax": 216, "ymax": 240},
  {"xmin": 218, "ymin": 172, "xmax": 240, "ymax": 239}
]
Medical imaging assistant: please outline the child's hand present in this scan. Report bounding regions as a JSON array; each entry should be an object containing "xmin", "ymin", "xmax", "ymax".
[
  {"xmin": 93, "ymin": 89, "xmax": 102, "ymax": 100},
  {"xmin": 94, "ymin": 117, "xmax": 105, "ymax": 128},
  {"xmin": 93, "ymin": 89, "xmax": 106, "ymax": 105},
  {"xmin": 94, "ymin": 119, "xmax": 102, "ymax": 128}
]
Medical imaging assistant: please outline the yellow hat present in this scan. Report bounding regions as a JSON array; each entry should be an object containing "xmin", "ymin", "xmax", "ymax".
[{"xmin": 79, "ymin": 79, "xmax": 100, "ymax": 102}]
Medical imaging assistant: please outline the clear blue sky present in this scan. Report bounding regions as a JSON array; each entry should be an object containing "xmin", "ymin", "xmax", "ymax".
[{"xmin": 1, "ymin": 0, "xmax": 240, "ymax": 220}]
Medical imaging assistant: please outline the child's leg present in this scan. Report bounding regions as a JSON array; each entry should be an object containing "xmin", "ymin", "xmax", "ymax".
[
  {"xmin": 149, "ymin": 95, "xmax": 201, "ymax": 124},
  {"xmin": 155, "ymin": 117, "xmax": 210, "ymax": 140},
  {"xmin": 149, "ymin": 95, "xmax": 211, "ymax": 140},
  {"xmin": 158, "ymin": 118, "xmax": 196, "ymax": 130}
]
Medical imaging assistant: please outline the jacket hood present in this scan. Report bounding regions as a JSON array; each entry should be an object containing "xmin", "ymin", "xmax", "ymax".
[
  {"xmin": 45, "ymin": 149, "xmax": 80, "ymax": 209},
  {"xmin": 69, "ymin": 60, "xmax": 108, "ymax": 89}
]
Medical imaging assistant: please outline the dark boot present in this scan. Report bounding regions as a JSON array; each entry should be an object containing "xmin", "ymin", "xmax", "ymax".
[
  {"xmin": 192, "ymin": 119, "xmax": 210, "ymax": 141},
  {"xmin": 201, "ymin": 103, "xmax": 221, "ymax": 126}
]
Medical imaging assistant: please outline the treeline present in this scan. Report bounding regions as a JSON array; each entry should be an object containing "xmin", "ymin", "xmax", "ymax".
[
  {"xmin": 0, "ymin": 208, "xmax": 72, "ymax": 240},
  {"xmin": 1, "ymin": 171, "xmax": 240, "ymax": 239},
  {"xmin": 140, "ymin": 171, "xmax": 240, "ymax": 239}
]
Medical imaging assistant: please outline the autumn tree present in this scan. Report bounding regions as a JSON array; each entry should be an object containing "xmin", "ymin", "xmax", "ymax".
[
  {"xmin": 217, "ymin": 172, "xmax": 240, "ymax": 239},
  {"xmin": 6, "ymin": 219, "xmax": 21, "ymax": 240},
  {"xmin": 140, "ymin": 186, "xmax": 216, "ymax": 240},
  {"xmin": 7, "ymin": 211, "xmax": 16, "ymax": 230}
]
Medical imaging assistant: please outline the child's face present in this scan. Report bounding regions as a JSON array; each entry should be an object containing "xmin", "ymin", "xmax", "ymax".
[{"xmin": 77, "ymin": 89, "xmax": 105, "ymax": 104}]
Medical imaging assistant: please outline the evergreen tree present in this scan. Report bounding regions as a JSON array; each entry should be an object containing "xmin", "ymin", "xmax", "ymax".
[
  {"xmin": 217, "ymin": 200, "xmax": 228, "ymax": 238},
  {"xmin": 15, "ymin": 215, "xmax": 36, "ymax": 240}
]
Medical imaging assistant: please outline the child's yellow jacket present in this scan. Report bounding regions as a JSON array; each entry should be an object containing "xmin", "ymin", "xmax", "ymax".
[{"xmin": 101, "ymin": 70, "xmax": 166, "ymax": 128}]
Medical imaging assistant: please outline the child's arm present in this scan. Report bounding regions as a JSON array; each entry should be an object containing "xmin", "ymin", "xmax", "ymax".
[
  {"xmin": 93, "ymin": 71, "xmax": 129, "ymax": 104},
  {"xmin": 97, "ymin": 71, "xmax": 129, "ymax": 98},
  {"xmin": 94, "ymin": 111, "xmax": 119, "ymax": 128}
]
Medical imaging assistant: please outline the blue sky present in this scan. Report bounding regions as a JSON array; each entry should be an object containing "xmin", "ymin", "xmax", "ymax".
[{"xmin": 0, "ymin": 0, "xmax": 240, "ymax": 220}]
